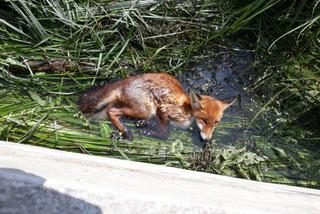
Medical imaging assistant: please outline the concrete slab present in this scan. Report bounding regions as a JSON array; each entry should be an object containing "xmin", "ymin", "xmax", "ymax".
[{"xmin": 0, "ymin": 141, "xmax": 319, "ymax": 214}]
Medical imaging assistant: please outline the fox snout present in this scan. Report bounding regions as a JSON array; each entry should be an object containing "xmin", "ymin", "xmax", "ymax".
[
  {"xmin": 196, "ymin": 121, "xmax": 215, "ymax": 141},
  {"xmin": 200, "ymin": 129, "xmax": 214, "ymax": 141}
]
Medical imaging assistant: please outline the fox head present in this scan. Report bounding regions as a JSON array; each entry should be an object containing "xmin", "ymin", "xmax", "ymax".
[{"xmin": 190, "ymin": 91, "xmax": 237, "ymax": 141}]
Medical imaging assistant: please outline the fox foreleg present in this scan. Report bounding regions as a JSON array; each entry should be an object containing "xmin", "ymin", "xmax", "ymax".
[{"xmin": 140, "ymin": 110, "xmax": 170, "ymax": 140}]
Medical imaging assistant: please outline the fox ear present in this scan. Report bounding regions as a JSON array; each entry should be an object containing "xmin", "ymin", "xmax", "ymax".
[
  {"xmin": 189, "ymin": 90, "xmax": 202, "ymax": 110},
  {"xmin": 222, "ymin": 95, "xmax": 238, "ymax": 110}
]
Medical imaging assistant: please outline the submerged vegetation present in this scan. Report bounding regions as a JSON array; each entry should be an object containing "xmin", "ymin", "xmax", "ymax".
[{"xmin": 0, "ymin": 0, "xmax": 319, "ymax": 188}]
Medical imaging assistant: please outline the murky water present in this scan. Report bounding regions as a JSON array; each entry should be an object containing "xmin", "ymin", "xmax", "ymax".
[
  {"xmin": 175, "ymin": 48, "xmax": 256, "ymax": 148},
  {"xmin": 170, "ymin": 47, "xmax": 319, "ymax": 188}
]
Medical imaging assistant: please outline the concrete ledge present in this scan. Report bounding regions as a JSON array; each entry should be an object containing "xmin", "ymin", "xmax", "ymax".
[{"xmin": 0, "ymin": 141, "xmax": 319, "ymax": 214}]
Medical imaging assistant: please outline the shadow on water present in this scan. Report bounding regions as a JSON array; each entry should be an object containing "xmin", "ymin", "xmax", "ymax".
[{"xmin": 0, "ymin": 168, "xmax": 102, "ymax": 214}]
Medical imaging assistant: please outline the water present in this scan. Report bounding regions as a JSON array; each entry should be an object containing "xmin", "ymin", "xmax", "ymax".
[
  {"xmin": 176, "ymin": 48, "xmax": 256, "ymax": 148},
  {"xmin": 173, "ymin": 46, "xmax": 319, "ymax": 188}
]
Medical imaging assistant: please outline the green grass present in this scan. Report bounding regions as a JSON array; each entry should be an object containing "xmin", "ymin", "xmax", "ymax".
[{"xmin": 0, "ymin": 0, "xmax": 319, "ymax": 188}]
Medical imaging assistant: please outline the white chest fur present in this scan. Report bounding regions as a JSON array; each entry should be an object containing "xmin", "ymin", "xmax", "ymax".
[{"xmin": 170, "ymin": 118, "xmax": 194, "ymax": 130}]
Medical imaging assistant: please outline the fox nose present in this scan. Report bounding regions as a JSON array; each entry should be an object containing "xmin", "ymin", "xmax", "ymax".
[{"xmin": 200, "ymin": 132, "xmax": 212, "ymax": 141}]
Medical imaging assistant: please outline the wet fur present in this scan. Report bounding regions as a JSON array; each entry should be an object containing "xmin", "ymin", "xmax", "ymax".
[{"xmin": 78, "ymin": 73, "xmax": 232, "ymax": 140}]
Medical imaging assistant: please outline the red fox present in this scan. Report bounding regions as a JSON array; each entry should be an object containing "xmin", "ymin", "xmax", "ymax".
[{"xmin": 78, "ymin": 73, "xmax": 236, "ymax": 141}]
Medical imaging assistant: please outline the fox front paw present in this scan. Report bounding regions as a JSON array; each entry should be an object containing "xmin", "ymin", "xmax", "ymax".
[{"xmin": 123, "ymin": 130, "xmax": 133, "ymax": 141}]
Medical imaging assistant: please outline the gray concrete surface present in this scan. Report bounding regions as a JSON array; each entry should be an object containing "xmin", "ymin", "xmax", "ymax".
[{"xmin": 0, "ymin": 141, "xmax": 319, "ymax": 214}]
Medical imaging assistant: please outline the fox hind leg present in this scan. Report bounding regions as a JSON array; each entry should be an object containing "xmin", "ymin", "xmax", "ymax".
[{"xmin": 107, "ymin": 106, "xmax": 151, "ymax": 140}]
